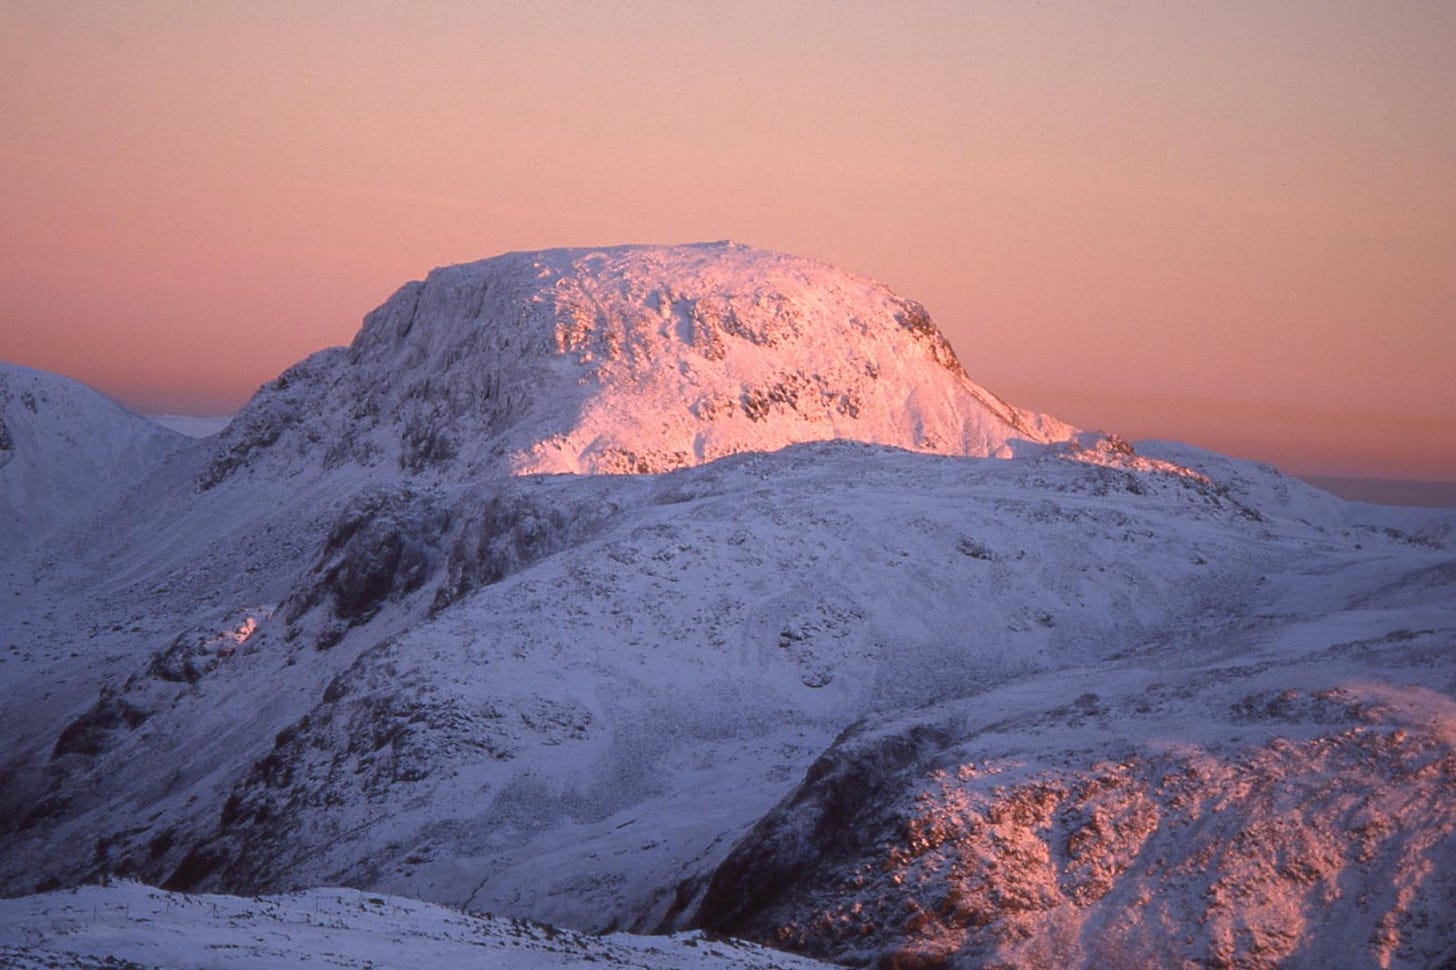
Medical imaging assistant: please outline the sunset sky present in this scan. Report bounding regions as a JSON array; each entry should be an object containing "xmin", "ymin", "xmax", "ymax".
[{"xmin": 2, "ymin": 1, "xmax": 1452, "ymax": 479}]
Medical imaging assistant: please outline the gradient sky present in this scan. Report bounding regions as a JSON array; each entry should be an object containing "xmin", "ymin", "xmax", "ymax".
[{"xmin": 2, "ymin": 1, "xmax": 1452, "ymax": 478}]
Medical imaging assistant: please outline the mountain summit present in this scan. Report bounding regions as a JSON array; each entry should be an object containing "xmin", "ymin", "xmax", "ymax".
[{"xmin": 204, "ymin": 242, "xmax": 1080, "ymax": 485}]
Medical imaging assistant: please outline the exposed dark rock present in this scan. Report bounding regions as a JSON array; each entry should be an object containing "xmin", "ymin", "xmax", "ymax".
[
  {"xmin": 431, "ymin": 486, "xmax": 618, "ymax": 612},
  {"xmin": 283, "ymin": 487, "xmax": 450, "ymax": 636},
  {"xmin": 51, "ymin": 691, "xmax": 152, "ymax": 759},
  {"xmin": 690, "ymin": 719, "xmax": 955, "ymax": 935}
]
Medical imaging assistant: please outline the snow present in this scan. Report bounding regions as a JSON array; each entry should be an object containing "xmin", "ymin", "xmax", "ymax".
[
  {"xmin": 0, "ymin": 882, "xmax": 833, "ymax": 969},
  {"xmin": 0, "ymin": 363, "xmax": 183, "ymax": 547},
  {"xmin": 7, "ymin": 440, "xmax": 1448, "ymax": 954},
  {"xmin": 200, "ymin": 242, "xmax": 1084, "ymax": 490},
  {"xmin": 693, "ymin": 542, "xmax": 1456, "ymax": 967}
]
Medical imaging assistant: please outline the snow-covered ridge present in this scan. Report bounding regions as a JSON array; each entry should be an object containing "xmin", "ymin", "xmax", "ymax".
[
  {"xmin": 692, "ymin": 644, "xmax": 1456, "ymax": 968},
  {"xmin": 0, "ymin": 882, "xmax": 835, "ymax": 969},
  {"xmin": 201, "ymin": 242, "xmax": 1092, "ymax": 487},
  {"xmin": 0, "ymin": 363, "xmax": 183, "ymax": 544}
]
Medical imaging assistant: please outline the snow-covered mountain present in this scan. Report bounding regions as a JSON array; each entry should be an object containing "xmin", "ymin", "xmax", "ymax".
[
  {"xmin": 2, "ymin": 244, "xmax": 1453, "ymax": 968},
  {"xmin": 200, "ymin": 242, "xmax": 1091, "ymax": 489},
  {"xmin": 0, "ymin": 363, "xmax": 182, "ymax": 546}
]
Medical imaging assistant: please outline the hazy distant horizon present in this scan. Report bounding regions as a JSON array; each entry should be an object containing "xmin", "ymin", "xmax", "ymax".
[{"xmin": 1296, "ymin": 475, "xmax": 1456, "ymax": 509}]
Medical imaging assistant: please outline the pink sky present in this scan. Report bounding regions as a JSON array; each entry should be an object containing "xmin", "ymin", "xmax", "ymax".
[{"xmin": 2, "ymin": 1, "xmax": 1452, "ymax": 479}]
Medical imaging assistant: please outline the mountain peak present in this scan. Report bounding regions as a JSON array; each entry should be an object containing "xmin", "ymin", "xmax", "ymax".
[{"xmin": 205, "ymin": 243, "xmax": 1082, "ymax": 486}]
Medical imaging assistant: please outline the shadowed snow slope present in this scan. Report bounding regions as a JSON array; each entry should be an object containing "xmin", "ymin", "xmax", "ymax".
[
  {"xmin": 0, "ymin": 882, "xmax": 834, "ymax": 970},
  {"xmin": 200, "ymin": 242, "xmax": 1078, "ymax": 487}
]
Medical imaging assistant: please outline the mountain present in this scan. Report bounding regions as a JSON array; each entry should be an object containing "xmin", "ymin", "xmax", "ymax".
[
  {"xmin": 199, "ymin": 242, "xmax": 1090, "ymax": 489},
  {"xmin": 2, "ymin": 244, "xmax": 1453, "ymax": 968},
  {"xmin": 0, "ymin": 363, "xmax": 182, "ymax": 546}
]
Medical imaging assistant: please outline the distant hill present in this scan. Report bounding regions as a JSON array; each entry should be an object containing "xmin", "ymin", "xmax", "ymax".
[{"xmin": 0, "ymin": 362, "xmax": 182, "ymax": 544}]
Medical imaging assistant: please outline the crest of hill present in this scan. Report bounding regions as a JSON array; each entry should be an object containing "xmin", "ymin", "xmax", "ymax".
[{"xmin": 202, "ymin": 242, "xmax": 1086, "ymax": 486}]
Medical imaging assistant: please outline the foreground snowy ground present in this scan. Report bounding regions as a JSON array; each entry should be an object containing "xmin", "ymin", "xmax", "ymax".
[{"xmin": 0, "ymin": 882, "xmax": 832, "ymax": 969}]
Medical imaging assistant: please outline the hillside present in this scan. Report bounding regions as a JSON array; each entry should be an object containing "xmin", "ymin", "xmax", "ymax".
[{"xmin": 0, "ymin": 882, "xmax": 833, "ymax": 970}]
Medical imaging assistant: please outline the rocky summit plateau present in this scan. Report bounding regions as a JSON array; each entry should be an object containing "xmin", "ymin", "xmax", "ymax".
[
  {"xmin": 199, "ymin": 241, "xmax": 1090, "ymax": 488},
  {"xmin": 2, "ymin": 243, "xmax": 1454, "ymax": 969}
]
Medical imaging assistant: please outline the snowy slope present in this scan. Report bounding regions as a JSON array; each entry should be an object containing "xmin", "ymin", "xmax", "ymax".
[
  {"xmin": 689, "ymin": 548, "xmax": 1456, "ymax": 968},
  {"xmin": 5, "ymin": 440, "xmax": 1450, "ymax": 949},
  {"xmin": 0, "ymin": 882, "xmax": 833, "ymax": 969},
  {"xmin": 1141, "ymin": 437, "xmax": 1456, "ymax": 548},
  {"xmin": 0, "ymin": 363, "xmax": 182, "ymax": 546}
]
